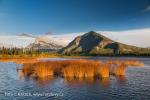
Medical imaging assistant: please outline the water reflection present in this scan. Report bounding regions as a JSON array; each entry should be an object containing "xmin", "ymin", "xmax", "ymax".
[
  {"xmin": 17, "ymin": 59, "xmax": 143, "ymax": 88},
  {"xmin": 99, "ymin": 78, "xmax": 110, "ymax": 88},
  {"xmin": 33, "ymin": 76, "xmax": 54, "ymax": 86},
  {"xmin": 0, "ymin": 58, "xmax": 148, "ymax": 100},
  {"xmin": 116, "ymin": 75, "xmax": 127, "ymax": 85},
  {"xmin": 18, "ymin": 69, "xmax": 127, "ymax": 88},
  {"xmin": 64, "ymin": 77, "xmax": 95, "ymax": 86},
  {"xmin": 17, "ymin": 69, "xmax": 25, "ymax": 80},
  {"xmin": 64, "ymin": 77, "xmax": 111, "ymax": 89}
]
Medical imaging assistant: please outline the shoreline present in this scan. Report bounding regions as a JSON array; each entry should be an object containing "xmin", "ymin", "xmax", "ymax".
[
  {"xmin": 0, "ymin": 55, "xmax": 149, "ymax": 64},
  {"xmin": 0, "ymin": 55, "xmax": 91, "ymax": 64}
]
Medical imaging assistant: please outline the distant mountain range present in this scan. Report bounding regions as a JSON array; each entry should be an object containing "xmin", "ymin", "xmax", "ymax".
[
  {"xmin": 26, "ymin": 35, "xmax": 64, "ymax": 51},
  {"xmin": 18, "ymin": 33, "xmax": 36, "ymax": 38},
  {"xmin": 60, "ymin": 31, "xmax": 150, "ymax": 55},
  {"xmin": 0, "ymin": 31, "xmax": 150, "ymax": 55},
  {"xmin": 0, "ymin": 34, "xmax": 66, "ymax": 51}
]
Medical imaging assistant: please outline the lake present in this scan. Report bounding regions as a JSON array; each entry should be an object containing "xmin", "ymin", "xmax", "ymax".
[{"xmin": 0, "ymin": 57, "xmax": 150, "ymax": 100}]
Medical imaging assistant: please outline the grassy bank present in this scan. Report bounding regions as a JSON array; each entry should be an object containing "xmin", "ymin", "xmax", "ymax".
[{"xmin": 0, "ymin": 53, "xmax": 92, "ymax": 64}]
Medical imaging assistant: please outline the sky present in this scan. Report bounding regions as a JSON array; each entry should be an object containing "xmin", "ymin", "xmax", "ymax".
[
  {"xmin": 0, "ymin": 0, "xmax": 150, "ymax": 47},
  {"xmin": 0, "ymin": 0, "xmax": 150, "ymax": 35}
]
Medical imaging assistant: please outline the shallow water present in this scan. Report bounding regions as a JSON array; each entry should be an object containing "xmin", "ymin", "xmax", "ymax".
[{"xmin": 0, "ymin": 57, "xmax": 150, "ymax": 100}]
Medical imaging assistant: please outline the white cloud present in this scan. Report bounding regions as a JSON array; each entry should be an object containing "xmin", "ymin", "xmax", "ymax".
[
  {"xmin": 0, "ymin": 36, "xmax": 35, "ymax": 48},
  {"xmin": 97, "ymin": 28, "xmax": 150, "ymax": 48},
  {"xmin": 57, "ymin": 28, "xmax": 150, "ymax": 48},
  {"xmin": 0, "ymin": 28, "xmax": 150, "ymax": 48}
]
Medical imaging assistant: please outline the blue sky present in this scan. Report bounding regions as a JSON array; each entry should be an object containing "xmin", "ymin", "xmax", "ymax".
[{"xmin": 0, "ymin": 0, "xmax": 150, "ymax": 35}]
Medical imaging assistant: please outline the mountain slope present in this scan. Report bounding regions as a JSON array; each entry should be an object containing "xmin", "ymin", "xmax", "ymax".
[
  {"xmin": 60, "ymin": 31, "xmax": 150, "ymax": 55},
  {"xmin": 26, "ymin": 35, "xmax": 64, "ymax": 51},
  {"xmin": 18, "ymin": 33, "xmax": 36, "ymax": 38}
]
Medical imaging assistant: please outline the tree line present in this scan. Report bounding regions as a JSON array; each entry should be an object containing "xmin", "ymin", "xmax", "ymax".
[{"xmin": 0, "ymin": 47, "xmax": 39, "ymax": 56}]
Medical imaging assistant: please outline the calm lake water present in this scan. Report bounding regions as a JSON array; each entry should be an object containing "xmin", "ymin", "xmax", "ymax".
[{"xmin": 0, "ymin": 57, "xmax": 150, "ymax": 100}]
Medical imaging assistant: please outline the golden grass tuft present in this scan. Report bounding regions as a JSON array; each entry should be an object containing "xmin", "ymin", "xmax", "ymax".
[
  {"xmin": 62, "ymin": 60, "xmax": 102, "ymax": 78},
  {"xmin": 0, "ymin": 57, "xmax": 39, "ymax": 64},
  {"xmin": 106, "ymin": 59, "xmax": 144, "ymax": 76},
  {"xmin": 107, "ymin": 62, "xmax": 127, "ymax": 76},
  {"xmin": 21, "ymin": 59, "xmax": 143, "ymax": 80},
  {"xmin": 122, "ymin": 60, "xmax": 144, "ymax": 67},
  {"xmin": 98, "ymin": 64, "xmax": 109, "ymax": 78},
  {"xmin": 34, "ymin": 62, "xmax": 53, "ymax": 77},
  {"xmin": 113, "ymin": 64, "xmax": 127, "ymax": 76},
  {"xmin": 22, "ymin": 60, "xmax": 108, "ymax": 79},
  {"xmin": 21, "ymin": 63, "xmax": 34, "ymax": 77}
]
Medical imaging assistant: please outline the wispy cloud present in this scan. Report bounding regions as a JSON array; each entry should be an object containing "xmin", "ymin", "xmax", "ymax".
[
  {"xmin": 143, "ymin": 6, "xmax": 150, "ymax": 12},
  {"xmin": 98, "ymin": 28, "xmax": 150, "ymax": 48},
  {"xmin": 0, "ymin": 28, "xmax": 150, "ymax": 48},
  {"xmin": 59, "ymin": 28, "xmax": 150, "ymax": 48}
]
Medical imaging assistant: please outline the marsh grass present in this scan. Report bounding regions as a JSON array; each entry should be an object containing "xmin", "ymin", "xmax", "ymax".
[
  {"xmin": 62, "ymin": 60, "xmax": 102, "ymax": 78},
  {"xmin": 122, "ymin": 60, "xmax": 144, "ymax": 67},
  {"xmin": 21, "ymin": 59, "xmax": 143, "ymax": 80},
  {"xmin": 98, "ymin": 64, "xmax": 109, "ymax": 78},
  {"xmin": 107, "ymin": 59, "xmax": 144, "ymax": 75},
  {"xmin": 21, "ymin": 63, "xmax": 34, "ymax": 77},
  {"xmin": 0, "ymin": 57, "xmax": 39, "ymax": 64},
  {"xmin": 22, "ymin": 60, "xmax": 105, "ymax": 78},
  {"xmin": 113, "ymin": 64, "xmax": 127, "ymax": 76},
  {"xmin": 106, "ymin": 60, "xmax": 126, "ymax": 76}
]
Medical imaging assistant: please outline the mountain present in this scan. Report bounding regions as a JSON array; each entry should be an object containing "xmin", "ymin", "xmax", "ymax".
[
  {"xmin": 60, "ymin": 31, "xmax": 150, "ymax": 55},
  {"xmin": 26, "ymin": 35, "xmax": 64, "ymax": 51},
  {"xmin": 0, "ymin": 34, "xmax": 65, "ymax": 50},
  {"xmin": 18, "ymin": 33, "xmax": 36, "ymax": 38}
]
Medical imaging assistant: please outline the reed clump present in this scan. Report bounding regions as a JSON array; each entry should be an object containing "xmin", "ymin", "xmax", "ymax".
[
  {"xmin": 21, "ymin": 59, "xmax": 143, "ymax": 79},
  {"xmin": 122, "ymin": 60, "xmax": 144, "ymax": 67},
  {"xmin": 21, "ymin": 63, "xmax": 35, "ymax": 77},
  {"xmin": 22, "ymin": 60, "xmax": 108, "ymax": 79},
  {"xmin": 106, "ymin": 60, "xmax": 144, "ymax": 76},
  {"xmin": 98, "ymin": 64, "xmax": 109, "ymax": 78},
  {"xmin": 22, "ymin": 61, "xmax": 61, "ymax": 78},
  {"xmin": 0, "ymin": 57, "xmax": 39, "ymax": 64},
  {"xmin": 106, "ymin": 60, "xmax": 127, "ymax": 76},
  {"xmin": 34, "ymin": 62, "xmax": 53, "ymax": 77},
  {"xmin": 113, "ymin": 64, "xmax": 127, "ymax": 76},
  {"xmin": 107, "ymin": 60, "xmax": 144, "ymax": 66},
  {"xmin": 62, "ymin": 60, "xmax": 101, "ymax": 78}
]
